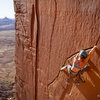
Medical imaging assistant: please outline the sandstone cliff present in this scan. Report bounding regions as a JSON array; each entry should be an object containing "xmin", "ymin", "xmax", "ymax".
[{"xmin": 14, "ymin": 0, "xmax": 100, "ymax": 100}]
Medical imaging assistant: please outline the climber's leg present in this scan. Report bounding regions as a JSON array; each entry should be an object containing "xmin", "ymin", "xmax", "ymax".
[{"xmin": 66, "ymin": 77, "xmax": 73, "ymax": 94}]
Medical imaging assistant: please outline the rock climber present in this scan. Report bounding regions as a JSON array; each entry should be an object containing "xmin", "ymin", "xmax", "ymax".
[{"xmin": 61, "ymin": 45, "xmax": 97, "ymax": 83}]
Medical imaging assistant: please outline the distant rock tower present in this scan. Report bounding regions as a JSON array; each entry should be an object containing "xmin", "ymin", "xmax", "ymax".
[{"xmin": 14, "ymin": 0, "xmax": 100, "ymax": 100}]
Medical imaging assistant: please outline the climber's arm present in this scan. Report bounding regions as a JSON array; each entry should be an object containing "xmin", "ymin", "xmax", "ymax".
[
  {"xmin": 74, "ymin": 54, "xmax": 79, "ymax": 62},
  {"xmin": 84, "ymin": 46, "xmax": 97, "ymax": 63}
]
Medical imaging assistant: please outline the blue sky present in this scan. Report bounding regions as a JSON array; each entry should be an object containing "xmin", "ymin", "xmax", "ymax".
[{"xmin": 0, "ymin": 0, "xmax": 15, "ymax": 18}]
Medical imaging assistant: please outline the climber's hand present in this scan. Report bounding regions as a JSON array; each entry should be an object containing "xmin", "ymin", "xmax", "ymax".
[{"xmin": 94, "ymin": 45, "xmax": 97, "ymax": 49}]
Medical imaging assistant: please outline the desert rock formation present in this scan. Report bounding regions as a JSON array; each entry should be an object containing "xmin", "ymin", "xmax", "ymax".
[{"xmin": 14, "ymin": 0, "xmax": 100, "ymax": 100}]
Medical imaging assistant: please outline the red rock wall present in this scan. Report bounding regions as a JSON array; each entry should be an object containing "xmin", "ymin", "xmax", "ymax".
[{"xmin": 14, "ymin": 0, "xmax": 100, "ymax": 100}]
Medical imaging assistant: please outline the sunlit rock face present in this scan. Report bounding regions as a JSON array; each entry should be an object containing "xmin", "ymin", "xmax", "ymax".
[{"xmin": 14, "ymin": 0, "xmax": 100, "ymax": 100}]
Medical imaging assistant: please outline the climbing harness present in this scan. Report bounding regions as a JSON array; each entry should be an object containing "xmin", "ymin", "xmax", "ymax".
[{"xmin": 73, "ymin": 60, "xmax": 82, "ymax": 69}]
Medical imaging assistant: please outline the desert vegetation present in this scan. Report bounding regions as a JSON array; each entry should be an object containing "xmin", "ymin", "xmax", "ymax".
[{"xmin": 0, "ymin": 18, "xmax": 16, "ymax": 100}]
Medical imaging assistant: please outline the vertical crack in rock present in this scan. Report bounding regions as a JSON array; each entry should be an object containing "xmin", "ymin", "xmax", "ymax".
[
  {"xmin": 31, "ymin": 4, "xmax": 35, "ymax": 46},
  {"xmin": 31, "ymin": 4, "xmax": 35, "ymax": 100},
  {"xmin": 49, "ymin": 0, "xmax": 57, "ymax": 64},
  {"xmin": 48, "ymin": 0, "xmax": 57, "ymax": 98},
  {"xmin": 35, "ymin": 0, "xmax": 40, "ymax": 100}
]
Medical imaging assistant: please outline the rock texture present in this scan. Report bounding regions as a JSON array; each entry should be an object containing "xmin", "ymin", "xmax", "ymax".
[{"xmin": 14, "ymin": 0, "xmax": 100, "ymax": 100}]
